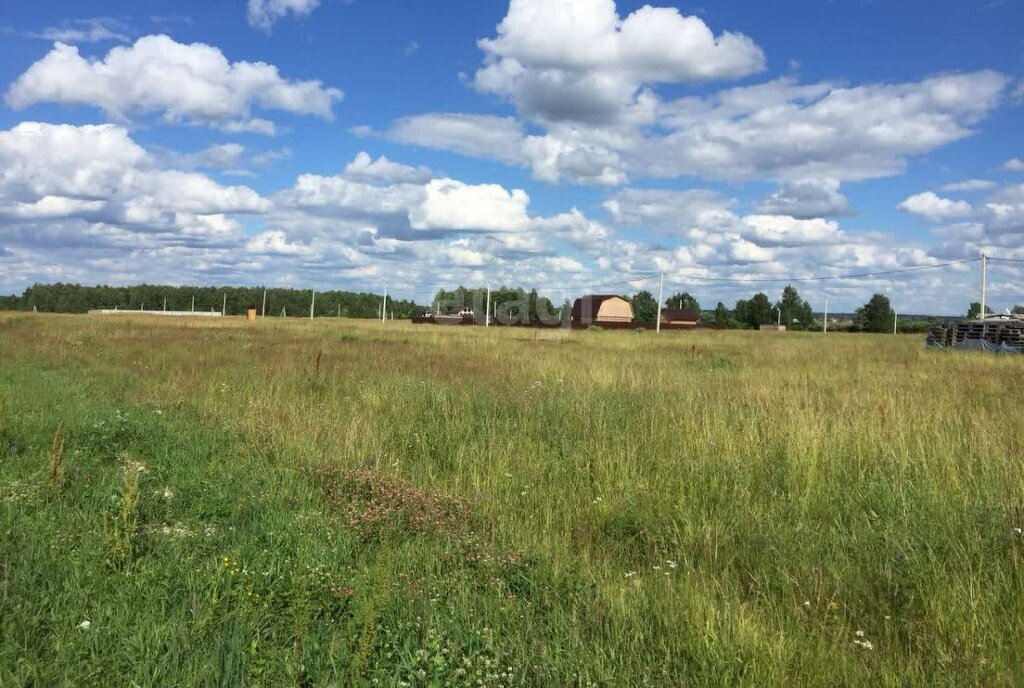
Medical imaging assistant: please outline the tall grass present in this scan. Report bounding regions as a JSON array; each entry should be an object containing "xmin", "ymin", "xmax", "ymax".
[{"xmin": 1, "ymin": 312, "xmax": 1022, "ymax": 685}]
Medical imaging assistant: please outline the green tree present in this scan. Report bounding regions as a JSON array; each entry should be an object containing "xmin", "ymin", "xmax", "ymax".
[
  {"xmin": 967, "ymin": 302, "xmax": 995, "ymax": 319},
  {"xmin": 856, "ymin": 294, "xmax": 895, "ymax": 332},
  {"xmin": 665, "ymin": 292, "xmax": 700, "ymax": 312},
  {"xmin": 735, "ymin": 293, "xmax": 774, "ymax": 328},
  {"xmin": 632, "ymin": 290, "xmax": 658, "ymax": 323},
  {"xmin": 713, "ymin": 302, "xmax": 730, "ymax": 326},
  {"xmin": 776, "ymin": 285, "xmax": 814, "ymax": 329}
]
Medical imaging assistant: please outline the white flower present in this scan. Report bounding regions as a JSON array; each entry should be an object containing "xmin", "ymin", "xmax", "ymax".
[
  {"xmin": 855, "ymin": 630, "xmax": 865, "ymax": 638},
  {"xmin": 77, "ymin": 619, "xmax": 91, "ymax": 630},
  {"xmin": 162, "ymin": 487, "xmax": 174, "ymax": 500}
]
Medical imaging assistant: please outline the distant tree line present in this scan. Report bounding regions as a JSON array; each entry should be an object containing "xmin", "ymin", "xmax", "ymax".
[
  {"xmin": 431, "ymin": 286, "xmax": 569, "ymax": 324},
  {"xmin": 629, "ymin": 286, "xmax": 940, "ymax": 334},
  {"xmin": 4, "ymin": 282, "xmax": 1006, "ymax": 333},
  {"xmin": 0, "ymin": 283, "xmax": 424, "ymax": 319}
]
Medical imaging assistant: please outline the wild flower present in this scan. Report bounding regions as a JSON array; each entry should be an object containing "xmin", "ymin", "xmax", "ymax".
[
  {"xmin": 77, "ymin": 619, "xmax": 91, "ymax": 630},
  {"xmin": 853, "ymin": 630, "xmax": 874, "ymax": 650},
  {"xmin": 0, "ymin": 480, "xmax": 38, "ymax": 505}
]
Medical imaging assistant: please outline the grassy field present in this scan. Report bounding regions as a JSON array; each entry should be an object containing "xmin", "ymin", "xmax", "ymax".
[{"xmin": 1, "ymin": 312, "xmax": 1022, "ymax": 686}]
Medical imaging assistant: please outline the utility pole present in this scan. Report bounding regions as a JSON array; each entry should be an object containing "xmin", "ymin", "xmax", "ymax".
[
  {"xmin": 261, "ymin": 289, "xmax": 267, "ymax": 318},
  {"xmin": 337, "ymin": 304, "xmax": 341, "ymax": 318},
  {"xmin": 777, "ymin": 307, "xmax": 781, "ymax": 327},
  {"xmin": 656, "ymin": 270, "xmax": 664, "ymax": 333},
  {"xmin": 894, "ymin": 308, "xmax": 898, "ymax": 335},
  {"xmin": 486, "ymin": 283, "xmax": 491, "ymax": 327},
  {"xmin": 310, "ymin": 290, "xmax": 316, "ymax": 319},
  {"xmin": 382, "ymin": 285, "xmax": 388, "ymax": 324},
  {"xmin": 163, "ymin": 298, "xmax": 166, "ymax": 312},
  {"xmin": 191, "ymin": 295, "xmax": 195, "ymax": 313},
  {"xmin": 980, "ymin": 252, "xmax": 988, "ymax": 320},
  {"xmin": 823, "ymin": 297, "xmax": 829, "ymax": 334},
  {"xmin": 221, "ymin": 293, "xmax": 226, "ymax": 316}
]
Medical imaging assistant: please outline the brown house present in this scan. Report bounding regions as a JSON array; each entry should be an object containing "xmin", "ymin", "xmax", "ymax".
[
  {"xmin": 660, "ymin": 308, "xmax": 699, "ymax": 326},
  {"xmin": 571, "ymin": 295, "xmax": 634, "ymax": 324}
]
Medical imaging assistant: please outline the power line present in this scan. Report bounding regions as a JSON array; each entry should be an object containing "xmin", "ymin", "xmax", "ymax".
[
  {"xmin": 543, "ymin": 272, "xmax": 659, "ymax": 294},
  {"xmin": 668, "ymin": 257, "xmax": 981, "ymax": 285}
]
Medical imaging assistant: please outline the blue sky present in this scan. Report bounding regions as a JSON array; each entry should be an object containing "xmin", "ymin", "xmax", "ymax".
[{"xmin": 0, "ymin": 0, "xmax": 1022, "ymax": 314}]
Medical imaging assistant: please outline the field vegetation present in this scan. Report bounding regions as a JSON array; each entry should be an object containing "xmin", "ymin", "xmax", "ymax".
[{"xmin": 1, "ymin": 313, "xmax": 1022, "ymax": 686}]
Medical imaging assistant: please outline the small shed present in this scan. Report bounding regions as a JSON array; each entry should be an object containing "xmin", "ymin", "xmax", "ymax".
[
  {"xmin": 571, "ymin": 295, "xmax": 634, "ymax": 324},
  {"xmin": 660, "ymin": 308, "xmax": 699, "ymax": 326}
]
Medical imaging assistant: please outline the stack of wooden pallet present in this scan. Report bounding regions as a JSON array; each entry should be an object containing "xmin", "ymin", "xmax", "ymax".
[
  {"xmin": 927, "ymin": 324, "xmax": 949, "ymax": 347},
  {"xmin": 929, "ymin": 318, "xmax": 1024, "ymax": 350}
]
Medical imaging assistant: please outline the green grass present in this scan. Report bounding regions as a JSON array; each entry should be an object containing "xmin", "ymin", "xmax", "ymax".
[{"xmin": 1, "ymin": 313, "xmax": 1022, "ymax": 686}]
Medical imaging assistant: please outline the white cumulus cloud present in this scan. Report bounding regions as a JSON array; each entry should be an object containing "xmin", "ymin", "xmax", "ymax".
[
  {"xmin": 0, "ymin": 122, "xmax": 267, "ymax": 247},
  {"xmin": 6, "ymin": 35, "xmax": 342, "ymax": 133},
  {"xmin": 343, "ymin": 152, "xmax": 433, "ymax": 185},
  {"xmin": 898, "ymin": 192, "xmax": 973, "ymax": 221},
  {"xmin": 475, "ymin": 0, "xmax": 764, "ymax": 125},
  {"xmin": 739, "ymin": 215, "xmax": 844, "ymax": 247},
  {"xmin": 756, "ymin": 179, "xmax": 851, "ymax": 218},
  {"xmin": 409, "ymin": 179, "xmax": 530, "ymax": 233}
]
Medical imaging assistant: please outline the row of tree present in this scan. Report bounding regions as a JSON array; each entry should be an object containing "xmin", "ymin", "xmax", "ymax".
[
  {"xmin": 628, "ymin": 286, "xmax": 917, "ymax": 333},
  {"xmin": 0, "ymin": 283, "xmax": 424, "ymax": 319},
  {"xmin": 630, "ymin": 285, "xmax": 817, "ymax": 329},
  {"xmin": 430, "ymin": 286, "xmax": 569, "ymax": 323},
  {"xmin": 3, "ymin": 282, "xmax": 1003, "ymax": 333}
]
